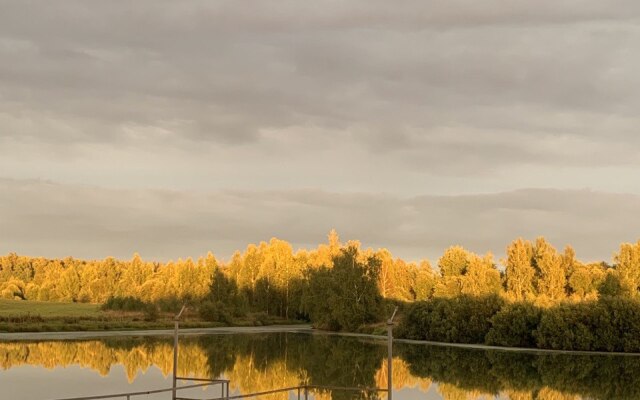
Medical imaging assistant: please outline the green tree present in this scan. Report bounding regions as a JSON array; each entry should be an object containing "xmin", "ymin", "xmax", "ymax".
[{"xmin": 304, "ymin": 246, "xmax": 383, "ymax": 331}]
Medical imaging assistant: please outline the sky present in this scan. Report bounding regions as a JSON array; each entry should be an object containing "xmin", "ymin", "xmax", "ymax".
[{"xmin": 1, "ymin": 1, "xmax": 639, "ymax": 264}]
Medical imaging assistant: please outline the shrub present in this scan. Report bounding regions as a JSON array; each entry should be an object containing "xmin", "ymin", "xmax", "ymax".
[
  {"xmin": 252, "ymin": 312, "xmax": 269, "ymax": 326},
  {"xmin": 536, "ymin": 302, "xmax": 599, "ymax": 351},
  {"xmin": 397, "ymin": 295, "xmax": 640, "ymax": 352},
  {"xmin": 397, "ymin": 295, "xmax": 504, "ymax": 344},
  {"xmin": 536, "ymin": 297, "xmax": 640, "ymax": 352},
  {"xmin": 101, "ymin": 296, "xmax": 147, "ymax": 312},
  {"xmin": 143, "ymin": 303, "xmax": 159, "ymax": 321},
  {"xmin": 199, "ymin": 301, "xmax": 232, "ymax": 325},
  {"xmin": 156, "ymin": 297, "xmax": 184, "ymax": 313},
  {"xmin": 486, "ymin": 302, "xmax": 541, "ymax": 348}
]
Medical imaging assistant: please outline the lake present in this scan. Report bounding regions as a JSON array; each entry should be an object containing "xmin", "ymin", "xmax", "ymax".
[{"xmin": 1, "ymin": 332, "xmax": 639, "ymax": 400}]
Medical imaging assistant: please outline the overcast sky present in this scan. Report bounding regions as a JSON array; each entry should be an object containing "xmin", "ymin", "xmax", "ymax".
[{"xmin": 1, "ymin": 1, "xmax": 639, "ymax": 264}]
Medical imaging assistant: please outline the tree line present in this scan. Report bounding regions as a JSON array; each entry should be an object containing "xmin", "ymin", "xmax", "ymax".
[
  {"xmin": 398, "ymin": 294, "xmax": 640, "ymax": 352},
  {"xmin": 2, "ymin": 232, "xmax": 639, "ymax": 304}
]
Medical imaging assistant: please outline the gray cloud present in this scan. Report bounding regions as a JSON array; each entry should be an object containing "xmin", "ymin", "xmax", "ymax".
[
  {"xmin": 2, "ymin": 2, "xmax": 640, "ymax": 260},
  {"xmin": 1, "ymin": 178, "xmax": 637, "ymax": 263},
  {"xmin": 1, "ymin": 1, "xmax": 640, "ymax": 179}
]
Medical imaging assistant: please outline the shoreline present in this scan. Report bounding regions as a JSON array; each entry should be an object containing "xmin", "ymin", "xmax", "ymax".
[
  {"xmin": 310, "ymin": 330, "xmax": 640, "ymax": 357},
  {"xmin": 0, "ymin": 325, "xmax": 313, "ymax": 341},
  {"xmin": 3, "ymin": 325, "xmax": 640, "ymax": 357}
]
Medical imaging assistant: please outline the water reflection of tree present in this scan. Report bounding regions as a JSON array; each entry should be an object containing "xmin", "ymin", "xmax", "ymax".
[
  {"xmin": 198, "ymin": 333, "xmax": 388, "ymax": 400},
  {"xmin": 2, "ymin": 335, "xmax": 640, "ymax": 400},
  {"xmin": 398, "ymin": 342, "xmax": 640, "ymax": 400}
]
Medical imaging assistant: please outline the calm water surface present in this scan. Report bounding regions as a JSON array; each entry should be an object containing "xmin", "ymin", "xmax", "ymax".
[{"xmin": 1, "ymin": 333, "xmax": 639, "ymax": 400}]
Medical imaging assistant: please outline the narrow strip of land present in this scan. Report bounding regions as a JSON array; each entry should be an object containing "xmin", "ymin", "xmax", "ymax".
[{"xmin": 0, "ymin": 325, "xmax": 313, "ymax": 341}]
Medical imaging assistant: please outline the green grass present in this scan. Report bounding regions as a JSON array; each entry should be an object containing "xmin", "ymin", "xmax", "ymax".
[
  {"xmin": 0, "ymin": 299, "xmax": 299, "ymax": 333},
  {"xmin": 0, "ymin": 299, "xmax": 100, "ymax": 317}
]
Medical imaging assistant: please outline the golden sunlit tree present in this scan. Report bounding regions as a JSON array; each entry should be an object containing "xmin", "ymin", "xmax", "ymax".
[
  {"xmin": 413, "ymin": 260, "xmax": 436, "ymax": 301},
  {"xmin": 614, "ymin": 240, "xmax": 640, "ymax": 298},
  {"xmin": 433, "ymin": 246, "xmax": 468, "ymax": 298},
  {"xmin": 533, "ymin": 237, "xmax": 566, "ymax": 302},
  {"xmin": 504, "ymin": 238, "xmax": 535, "ymax": 301},
  {"xmin": 461, "ymin": 253, "xmax": 501, "ymax": 296}
]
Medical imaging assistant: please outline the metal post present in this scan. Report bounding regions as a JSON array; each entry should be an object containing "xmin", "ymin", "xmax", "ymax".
[
  {"xmin": 172, "ymin": 305, "xmax": 187, "ymax": 400},
  {"xmin": 304, "ymin": 386, "xmax": 308, "ymax": 400},
  {"xmin": 387, "ymin": 306, "xmax": 398, "ymax": 400}
]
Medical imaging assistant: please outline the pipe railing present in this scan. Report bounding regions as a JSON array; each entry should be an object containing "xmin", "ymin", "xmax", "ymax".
[
  {"xmin": 51, "ymin": 380, "xmax": 227, "ymax": 400},
  {"xmin": 387, "ymin": 306, "xmax": 399, "ymax": 400},
  {"xmin": 176, "ymin": 384, "xmax": 389, "ymax": 400},
  {"xmin": 50, "ymin": 307, "xmax": 399, "ymax": 400},
  {"xmin": 173, "ymin": 305, "xmax": 188, "ymax": 400}
]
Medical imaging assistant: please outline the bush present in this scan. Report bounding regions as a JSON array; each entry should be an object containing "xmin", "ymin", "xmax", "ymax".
[
  {"xmin": 397, "ymin": 295, "xmax": 504, "ymax": 344},
  {"xmin": 535, "ymin": 302, "xmax": 596, "ymax": 351},
  {"xmin": 398, "ymin": 295, "xmax": 640, "ymax": 352},
  {"xmin": 101, "ymin": 296, "xmax": 147, "ymax": 312},
  {"xmin": 486, "ymin": 302, "xmax": 541, "ymax": 348},
  {"xmin": 536, "ymin": 297, "xmax": 640, "ymax": 352},
  {"xmin": 143, "ymin": 303, "xmax": 159, "ymax": 321},
  {"xmin": 251, "ymin": 312, "xmax": 269, "ymax": 326},
  {"xmin": 102, "ymin": 296, "xmax": 162, "ymax": 321},
  {"xmin": 156, "ymin": 297, "xmax": 184, "ymax": 313},
  {"xmin": 199, "ymin": 301, "xmax": 233, "ymax": 325}
]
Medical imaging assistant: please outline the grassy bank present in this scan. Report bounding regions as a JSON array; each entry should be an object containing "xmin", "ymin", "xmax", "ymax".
[
  {"xmin": 0, "ymin": 299, "xmax": 100, "ymax": 317},
  {"xmin": 0, "ymin": 299, "xmax": 295, "ymax": 333}
]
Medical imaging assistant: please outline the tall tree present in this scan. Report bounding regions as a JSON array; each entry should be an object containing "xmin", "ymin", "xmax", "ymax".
[
  {"xmin": 413, "ymin": 260, "xmax": 436, "ymax": 301},
  {"xmin": 504, "ymin": 238, "xmax": 535, "ymax": 301},
  {"xmin": 438, "ymin": 246, "xmax": 469, "ymax": 277},
  {"xmin": 614, "ymin": 241, "xmax": 640, "ymax": 298},
  {"xmin": 433, "ymin": 246, "xmax": 469, "ymax": 298},
  {"xmin": 533, "ymin": 237, "xmax": 566, "ymax": 301},
  {"xmin": 304, "ymin": 246, "xmax": 383, "ymax": 331},
  {"xmin": 461, "ymin": 253, "xmax": 502, "ymax": 296},
  {"xmin": 569, "ymin": 262, "xmax": 605, "ymax": 299}
]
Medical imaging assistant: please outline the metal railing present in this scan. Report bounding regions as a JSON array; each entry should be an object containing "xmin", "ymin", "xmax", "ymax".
[
  {"xmin": 176, "ymin": 384, "xmax": 388, "ymax": 400},
  {"xmin": 48, "ymin": 307, "xmax": 399, "ymax": 400},
  {"xmin": 51, "ymin": 378, "xmax": 228, "ymax": 400}
]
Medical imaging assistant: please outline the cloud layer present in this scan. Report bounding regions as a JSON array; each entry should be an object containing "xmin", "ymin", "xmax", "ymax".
[
  {"xmin": 2, "ymin": 1, "xmax": 640, "ymax": 188},
  {"xmin": 1, "ymin": 178, "xmax": 637, "ymax": 263},
  {"xmin": 1, "ymin": 2, "xmax": 639, "ymax": 260}
]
